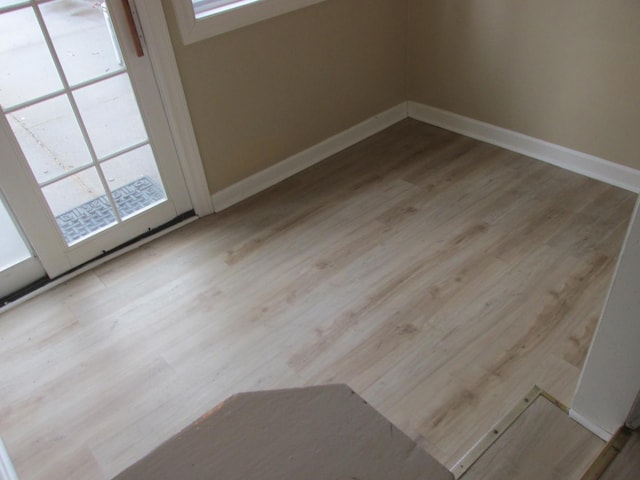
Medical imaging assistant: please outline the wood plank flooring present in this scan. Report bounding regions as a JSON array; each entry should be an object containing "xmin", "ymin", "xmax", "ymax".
[
  {"xmin": 460, "ymin": 395, "xmax": 604, "ymax": 480},
  {"xmin": 0, "ymin": 119, "xmax": 636, "ymax": 480},
  {"xmin": 599, "ymin": 431, "xmax": 640, "ymax": 480}
]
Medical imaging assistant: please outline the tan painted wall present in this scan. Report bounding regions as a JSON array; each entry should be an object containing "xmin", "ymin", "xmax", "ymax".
[
  {"xmin": 407, "ymin": 0, "xmax": 640, "ymax": 170},
  {"xmin": 163, "ymin": 0, "xmax": 406, "ymax": 194}
]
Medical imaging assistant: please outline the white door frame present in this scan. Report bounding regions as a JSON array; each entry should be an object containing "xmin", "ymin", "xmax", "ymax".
[
  {"xmin": 0, "ymin": 112, "xmax": 73, "ymax": 276},
  {"xmin": 131, "ymin": 0, "xmax": 213, "ymax": 216},
  {"xmin": 0, "ymin": 1, "xmax": 212, "ymax": 280},
  {"xmin": 0, "ymin": 188, "xmax": 47, "ymax": 300},
  {"xmin": 1, "ymin": 1, "xmax": 210, "ymax": 299}
]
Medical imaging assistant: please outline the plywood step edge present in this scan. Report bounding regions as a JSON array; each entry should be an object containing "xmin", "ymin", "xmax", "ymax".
[
  {"xmin": 579, "ymin": 427, "xmax": 632, "ymax": 480},
  {"xmin": 453, "ymin": 386, "xmax": 624, "ymax": 480},
  {"xmin": 452, "ymin": 386, "xmax": 544, "ymax": 479}
]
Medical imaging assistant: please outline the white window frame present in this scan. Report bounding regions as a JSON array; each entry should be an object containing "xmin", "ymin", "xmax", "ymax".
[{"xmin": 172, "ymin": 0, "xmax": 328, "ymax": 45}]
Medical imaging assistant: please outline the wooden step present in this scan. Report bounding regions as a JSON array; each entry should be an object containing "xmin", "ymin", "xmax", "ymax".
[
  {"xmin": 597, "ymin": 430, "xmax": 640, "ymax": 480},
  {"xmin": 455, "ymin": 386, "xmax": 605, "ymax": 480}
]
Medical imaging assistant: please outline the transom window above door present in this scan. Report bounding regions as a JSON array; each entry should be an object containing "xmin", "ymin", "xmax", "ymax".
[
  {"xmin": 173, "ymin": 0, "xmax": 328, "ymax": 44},
  {"xmin": 192, "ymin": 0, "xmax": 254, "ymax": 17}
]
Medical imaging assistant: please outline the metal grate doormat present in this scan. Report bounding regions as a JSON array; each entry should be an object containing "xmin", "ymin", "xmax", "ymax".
[{"xmin": 55, "ymin": 176, "xmax": 165, "ymax": 244}]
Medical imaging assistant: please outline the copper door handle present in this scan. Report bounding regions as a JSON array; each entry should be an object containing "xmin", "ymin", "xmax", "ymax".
[{"xmin": 122, "ymin": 0, "xmax": 144, "ymax": 57}]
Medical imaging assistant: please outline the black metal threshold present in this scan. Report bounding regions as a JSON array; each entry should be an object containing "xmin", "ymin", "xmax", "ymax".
[{"xmin": 1, "ymin": 210, "xmax": 195, "ymax": 308}]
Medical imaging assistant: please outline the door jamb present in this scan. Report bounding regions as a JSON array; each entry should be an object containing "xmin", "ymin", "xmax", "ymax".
[
  {"xmin": 131, "ymin": 0, "xmax": 214, "ymax": 216},
  {"xmin": 626, "ymin": 389, "xmax": 640, "ymax": 430}
]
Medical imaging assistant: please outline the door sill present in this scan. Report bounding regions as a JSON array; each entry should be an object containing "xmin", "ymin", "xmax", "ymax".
[{"xmin": 0, "ymin": 211, "xmax": 197, "ymax": 312}]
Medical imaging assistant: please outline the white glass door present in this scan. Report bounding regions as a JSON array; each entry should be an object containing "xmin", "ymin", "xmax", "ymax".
[
  {"xmin": 0, "ymin": 192, "xmax": 46, "ymax": 299},
  {"xmin": 0, "ymin": 0, "xmax": 192, "ymax": 282}
]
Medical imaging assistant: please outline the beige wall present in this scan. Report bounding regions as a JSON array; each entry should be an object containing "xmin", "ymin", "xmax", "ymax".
[
  {"xmin": 407, "ymin": 0, "xmax": 640, "ymax": 170},
  {"xmin": 163, "ymin": 0, "xmax": 406, "ymax": 194}
]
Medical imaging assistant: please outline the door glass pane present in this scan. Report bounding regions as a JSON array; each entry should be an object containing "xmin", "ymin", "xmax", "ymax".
[
  {"xmin": 42, "ymin": 168, "xmax": 117, "ymax": 245},
  {"xmin": 40, "ymin": 0, "xmax": 124, "ymax": 86},
  {"xmin": 7, "ymin": 95, "xmax": 93, "ymax": 184},
  {"xmin": 0, "ymin": 1, "xmax": 29, "ymax": 8},
  {"xmin": 101, "ymin": 145, "xmax": 167, "ymax": 219},
  {"xmin": 1, "ymin": 0, "xmax": 179, "ymax": 257},
  {"xmin": 0, "ymin": 6, "xmax": 62, "ymax": 109},
  {"xmin": 74, "ymin": 74, "xmax": 148, "ymax": 158},
  {"xmin": 0, "ymin": 195, "xmax": 31, "ymax": 270}
]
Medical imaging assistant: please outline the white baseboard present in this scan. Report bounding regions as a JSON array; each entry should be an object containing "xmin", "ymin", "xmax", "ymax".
[
  {"xmin": 408, "ymin": 101, "xmax": 640, "ymax": 193},
  {"xmin": 210, "ymin": 100, "xmax": 640, "ymax": 212},
  {"xmin": 569, "ymin": 409, "xmax": 613, "ymax": 441},
  {"xmin": 0, "ymin": 437, "xmax": 18, "ymax": 480},
  {"xmin": 210, "ymin": 103, "xmax": 408, "ymax": 211}
]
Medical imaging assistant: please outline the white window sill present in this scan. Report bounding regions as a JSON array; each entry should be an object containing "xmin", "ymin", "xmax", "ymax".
[{"xmin": 172, "ymin": 0, "xmax": 328, "ymax": 45}]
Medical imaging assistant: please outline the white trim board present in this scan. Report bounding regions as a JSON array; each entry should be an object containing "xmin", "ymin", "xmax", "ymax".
[
  {"xmin": 133, "ymin": 2, "xmax": 214, "ymax": 217},
  {"xmin": 211, "ymin": 100, "xmax": 640, "ymax": 212},
  {"xmin": 0, "ymin": 437, "xmax": 18, "ymax": 480},
  {"xmin": 172, "ymin": 0, "xmax": 330, "ymax": 45},
  {"xmin": 211, "ymin": 103, "xmax": 408, "ymax": 211},
  {"xmin": 569, "ymin": 408, "xmax": 613, "ymax": 442},
  {"xmin": 408, "ymin": 101, "xmax": 640, "ymax": 194}
]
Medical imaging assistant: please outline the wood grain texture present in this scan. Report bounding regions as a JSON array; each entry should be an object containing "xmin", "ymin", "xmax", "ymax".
[
  {"xmin": 460, "ymin": 396, "xmax": 604, "ymax": 480},
  {"xmin": 452, "ymin": 386, "xmax": 543, "ymax": 479},
  {"xmin": 0, "ymin": 120, "xmax": 635, "ymax": 480},
  {"xmin": 114, "ymin": 385, "xmax": 453, "ymax": 480},
  {"xmin": 599, "ymin": 431, "xmax": 640, "ymax": 480}
]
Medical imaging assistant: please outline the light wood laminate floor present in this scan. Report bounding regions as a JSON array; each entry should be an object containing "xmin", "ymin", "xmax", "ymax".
[
  {"xmin": 0, "ymin": 120, "xmax": 636, "ymax": 480},
  {"xmin": 599, "ymin": 431, "xmax": 640, "ymax": 480}
]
